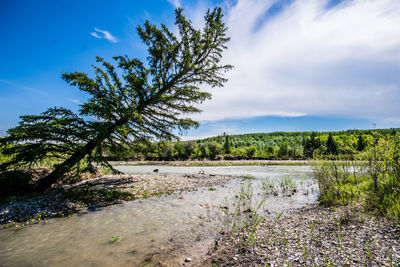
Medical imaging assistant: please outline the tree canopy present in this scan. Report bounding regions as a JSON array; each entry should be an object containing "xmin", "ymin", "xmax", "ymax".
[
  {"xmin": 0, "ymin": 7, "xmax": 232, "ymax": 191},
  {"xmin": 326, "ymin": 133, "xmax": 338, "ymax": 155}
]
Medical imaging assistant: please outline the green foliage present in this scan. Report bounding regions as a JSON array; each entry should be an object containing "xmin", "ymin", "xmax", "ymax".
[
  {"xmin": 244, "ymin": 145, "xmax": 257, "ymax": 158},
  {"xmin": 261, "ymin": 178, "xmax": 277, "ymax": 194},
  {"xmin": 277, "ymin": 141, "xmax": 289, "ymax": 158},
  {"xmin": 363, "ymin": 135, "xmax": 400, "ymax": 219},
  {"xmin": 207, "ymin": 141, "xmax": 222, "ymax": 159},
  {"xmin": 183, "ymin": 141, "xmax": 196, "ymax": 158},
  {"xmin": 357, "ymin": 134, "xmax": 366, "ymax": 151},
  {"xmin": 326, "ymin": 133, "xmax": 338, "ymax": 155},
  {"xmin": 0, "ymin": 7, "xmax": 232, "ymax": 191},
  {"xmin": 0, "ymin": 108, "xmax": 92, "ymax": 171},
  {"xmin": 198, "ymin": 143, "xmax": 208, "ymax": 158},
  {"xmin": 304, "ymin": 132, "xmax": 322, "ymax": 157},
  {"xmin": 312, "ymin": 159, "xmax": 366, "ymax": 206},
  {"xmin": 174, "ymin": 142, "xmax": 186, "ymax": 159},
  {"xmin": 109, "ymin": 235, "xmax": 122, "ymax": 243},
  {"xmin": 223, "ymin": 133, "xmax": 232, "ymax": 154},
  {"xmin": 313, "ymin": 133, "xmax": 400, "ymax": 221},
  {"xmin": 279, "ymin": 176, "xmax": 297, "ymax": 194},
  {"xmin": 158, "ymin": 141, "xmax": 174, "ymax": 160},
  {"xmin": 111, "ymin": 128, "xmax": 399, "ymax": 161}
]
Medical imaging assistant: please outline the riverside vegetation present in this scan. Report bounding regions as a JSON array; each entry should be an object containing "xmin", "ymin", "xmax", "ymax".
[
  {"xmin": 103, "ymin": 128, "xmax": 399, "ymax": 160},
  {"xmin": 313, "ymin": 132, "xmax": 400, "ymax": 221},
  {"xmin": 0, "ymin": 128, "xmax": 398, "ymax": 197}
]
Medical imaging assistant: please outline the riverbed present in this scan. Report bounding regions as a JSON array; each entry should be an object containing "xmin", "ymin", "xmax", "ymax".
[{"xmin": 0, "ymin": 165, "xmax": 318, "ymax": 266}]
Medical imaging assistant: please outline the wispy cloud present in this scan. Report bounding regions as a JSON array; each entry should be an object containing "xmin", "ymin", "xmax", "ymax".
[
  {"xmin": 167, "ymin": 0, "xmax": 181, "ymax": 8},
  {"xmin": 0, "ymin": 79, "xmax": 47, "ymax": 95},
  {"xmin": 90, "ymin": 27, "xmax": 118, "ymax": 43},
  {"xmin": 69, "ymin": 98, "xmax": 82, "ymax": 105},
  {"xmin": 187, "ymin": 0, "xmax": 400, "ymax": 124}
]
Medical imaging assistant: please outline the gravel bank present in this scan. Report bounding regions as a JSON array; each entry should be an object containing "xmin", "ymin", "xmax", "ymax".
[
  {"xmin": 0, "ymin": 173, "xmax": 233, "ymax": 229},
  {"xmin": 204, "ymin": 204, "xmax": 400, "ymax": 266}
]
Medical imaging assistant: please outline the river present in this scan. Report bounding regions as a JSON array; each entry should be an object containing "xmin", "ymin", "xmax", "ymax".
[{"xmin": 0, "ymin": 165, "xmax": 318, "ymax": 266}]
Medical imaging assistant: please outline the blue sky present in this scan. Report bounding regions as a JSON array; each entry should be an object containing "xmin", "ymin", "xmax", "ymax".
[{"xmin": 1, "ymin": 0, "xmax": 400, "ymax": 140}]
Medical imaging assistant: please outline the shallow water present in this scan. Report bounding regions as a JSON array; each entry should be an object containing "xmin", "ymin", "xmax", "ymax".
[{"xmin": 0, "ymin": 165, "xmax": 318, "ymax": 266}]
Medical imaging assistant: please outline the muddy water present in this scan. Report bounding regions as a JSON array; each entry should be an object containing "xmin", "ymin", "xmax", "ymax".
[{"xmin": 0, "ymin": 166, "xmax": 318, "ymax": 266}]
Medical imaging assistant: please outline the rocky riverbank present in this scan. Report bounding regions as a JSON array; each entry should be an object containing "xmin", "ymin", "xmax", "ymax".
[
  {"xmin": 0, "ymin": 173, "xmax": 233, "ymax": 230},
  {"xmin": 110, "ymin": 159, "xmax": 310, "ymax": 167},
  {"xmin": 203, "ymin": 203, "xmax": 400, "ymax": 266}
]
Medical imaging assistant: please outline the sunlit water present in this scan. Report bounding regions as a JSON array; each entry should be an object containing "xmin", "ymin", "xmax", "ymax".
[{"xmin": 0, "ymin": 165, "xmax": 318, "ymax": 266}]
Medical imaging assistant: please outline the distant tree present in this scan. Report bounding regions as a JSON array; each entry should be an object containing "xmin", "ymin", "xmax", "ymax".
[
  {"xmin": 326, "ymin": 133, "xmax": 338, "ymax": 155},
  {"xmin": 198, "ymin": 143, "xmax": 208, "ymax": 158},
  {"xmin": 304, "ymin": 132, "xmax": 321, "ymax": 157},
  {"xmin": 223, "ymin": 133, "xmax": 231, "ymax": 154},
  {"xmin": 277, "ymin": 141, "xmax": 289, "ymax": 158},
  {"xmin": 289, "ymin": 146, "xmax": 298, "ymax": 158},
  {"xmin": 207, "ymin": 142, "xmax": 222, "ymax": 159},
  {"xmin": 266, "ymin": 145, "xmax": 275, "ymax": 155},
  {"xmin": 0, "ymin": 8, "xmax": 232, "ymax": 191},
  {"xmin": 159, "ymin": 142, "xmax": 174, "ymax": 160},
  {"xmin": 184, "ymin": 141, "xmax": 196, "ymax": 158},
  {"xmin": 174, "ymin": 142, "xmax": 187, "ymax": 159},
  {"xmin": 357, "ymin": 134, "xmax": 366, "ymax": 152},
  {"xmin": 245, "ymin": 145, "xmax": 257, "ymax": 158}
]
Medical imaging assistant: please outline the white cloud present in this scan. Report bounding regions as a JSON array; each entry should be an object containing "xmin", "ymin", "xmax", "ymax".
[
  {"xmin": 167, "ymin": 0, "xmax": 181, "ymax": 8},
  {"xmin": 189, "ymin": 0, "xmax": 400, "ymax": 123},
  {"xmin": 0, "ymin": 79, "xmax": 47, "ymax": 95},
  {"xmin": 69, "ymin": 98, "xmax": 82, "ymax": 105},
  {"xmin": 90, "ymin": 28, "xmax": 118, "ymax": 43}
]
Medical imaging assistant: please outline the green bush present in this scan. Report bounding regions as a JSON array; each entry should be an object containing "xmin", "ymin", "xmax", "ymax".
[
  {"xmin": 312, "ymin": 159, "xmax": 366, "ymax": 206},
  {"xmin": 363, "ymin": 135, "xmax": 400, "ymax": 220},
  {"xmin": 313, "ymin": 133, "xmax": 400, "ymax": 221}
]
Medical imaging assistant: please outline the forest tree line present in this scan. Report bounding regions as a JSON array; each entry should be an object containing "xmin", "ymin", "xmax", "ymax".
[{"xmin": 105, "ymin": 128, "xmax": 399, "ymax": 160}]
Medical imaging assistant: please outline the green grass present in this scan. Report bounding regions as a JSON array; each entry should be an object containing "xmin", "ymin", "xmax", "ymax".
[
  {"xmin": 109, "ymin": 235, "xmax": 122, "ymax": 243},
  {"xmin": 261, "ymin": 178, "xmax": 277, "ymax": 194},
  {"xmin": 279, "ymin": 176, "xmax": 297, "ymax": 194},
  {"xmin": 241, "ymin": 175, "xmax": 257, "ymax": 180},
  {"xmin": 313, "ymin": 134, "xmax": 400, "ymax": 221},
  {"xmin": 220, "ymin": 181, "xmax": 265, "ymax": 249}
]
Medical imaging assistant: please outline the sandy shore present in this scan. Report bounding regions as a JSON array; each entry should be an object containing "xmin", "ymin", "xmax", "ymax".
[{"xmin": 0, "ymin": 173, "xmax": 233, "ymax": 229}]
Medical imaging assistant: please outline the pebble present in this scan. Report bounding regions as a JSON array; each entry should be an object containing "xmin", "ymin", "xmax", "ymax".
[
  {"xmin": 1, "ymin": 173, "xmax": 232, "ymax": 229},
  {"xmin": 184, "ymin": 257, "xmax": 192, "ymax": 262}
]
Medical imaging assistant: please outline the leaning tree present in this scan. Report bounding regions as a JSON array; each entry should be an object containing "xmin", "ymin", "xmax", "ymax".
[{"xmin": 0, "ymin": 7, "xmax": 232, "ymax": 191}]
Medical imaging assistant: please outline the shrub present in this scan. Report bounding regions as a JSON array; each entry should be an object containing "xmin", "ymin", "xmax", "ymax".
[
  {"xmin": 363, "ymin": 135, "xmax": 400, "ymax": 220},
  {"xmin": 313, "ymin": 133, "xmax": 400, "ymax": 221},
  {"xmin": 312, "ymin": 159, "xmax": 366, "ymax": 206}
]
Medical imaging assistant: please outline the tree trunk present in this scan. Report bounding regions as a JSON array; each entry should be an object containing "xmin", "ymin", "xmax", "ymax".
[{"xmin": 36, "ymin": 123, "xmax": 118, "ymax": 192}]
